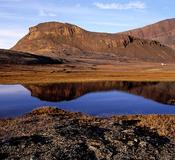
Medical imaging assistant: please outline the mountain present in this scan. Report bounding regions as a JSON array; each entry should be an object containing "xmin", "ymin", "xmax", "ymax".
[
  {"xmin": 0, "ymin": 49, "xmax": 63, "ymax": 65},
  {"xmin": 122, "ymin": 18, "xmax": 175, "ymax": 49},
  {"xmin": 12, "ymin": 21, "xmax": 175, "ymax": 63}
]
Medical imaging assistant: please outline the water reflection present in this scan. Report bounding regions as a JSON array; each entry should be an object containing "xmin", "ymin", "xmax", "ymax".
[
  {"xmin": 0, "ymin": 81, "xmax": 175, "ymax": 118},
  {"xmin": 24, "ymin": 81, "xmax": 175, "ymax": 105}
]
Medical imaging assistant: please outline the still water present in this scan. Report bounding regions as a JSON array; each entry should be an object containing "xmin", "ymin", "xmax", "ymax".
[{"xmin": 0, "ymin": 81, "xmax": 175, "ymax": 118}]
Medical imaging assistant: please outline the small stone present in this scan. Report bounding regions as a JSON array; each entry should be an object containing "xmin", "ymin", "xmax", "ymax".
[
  {"xmin": 119, "ymin": 120, "xmax": 123, "ymax": 125},
  {"xmin": 21, "ymin": 144, "xmax": 25, "ymax": 149},
  {"xmin": 30, "ymin": 155, "xmax": 36, "ymax": 160},
  {"xmin": 127, "ymin": 141, "xmax": 134, "ymax": 146},
  {"xmin": 134, "ymin": 138, "xmax": 138, "ymax": 142},
  {"xmin": 122, "ymin": 129, "xmax": 134, "ymax": 134},
  {"xmin": 89, "ymin": 145, "xmax": 97, "ymax": 151},
  {"xmin": 146, "ymin": 136, "xmax": 151, "ymax": 141},
  {"xmin": 139, "ymin": 141, "xmax": 147, "ymax": 147}
]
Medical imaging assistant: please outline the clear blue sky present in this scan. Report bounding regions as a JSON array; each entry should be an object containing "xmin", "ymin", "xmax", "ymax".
[{"xmin": 0, "ymin": 0, "xmax": 174, "ymax": 49}]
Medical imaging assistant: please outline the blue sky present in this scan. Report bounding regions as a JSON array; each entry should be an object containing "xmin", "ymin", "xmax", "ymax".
[{"xmin": 0, "ymin": 0, "xmax": 174, "ymax": 49}]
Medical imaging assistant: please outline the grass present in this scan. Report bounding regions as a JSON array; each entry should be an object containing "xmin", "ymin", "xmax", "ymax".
[
  {"xmin": 1, "ymin": 62, "xmax": 175, "ymax": 84},
  {"xmin": 112, "ymin": 115, "xmax": 175, "ymax": 138}
]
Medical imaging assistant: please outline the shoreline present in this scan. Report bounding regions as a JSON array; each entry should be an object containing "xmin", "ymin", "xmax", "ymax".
[
  {"xmin": 1, "ymin": 63, "xmax": 175, "ymax": 84},
  {"xmin": 1, "ymin": 107, "xmax": 175, "ymax": 138}
]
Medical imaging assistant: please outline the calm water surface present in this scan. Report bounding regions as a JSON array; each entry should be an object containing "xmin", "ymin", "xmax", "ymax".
[{"xmin": 0, "ymin": 81, "xmax": 175, "ymax": 118}]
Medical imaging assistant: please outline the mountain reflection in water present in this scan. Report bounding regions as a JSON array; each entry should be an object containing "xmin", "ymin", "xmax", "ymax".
[
  {"xmin": 24, "ymin": 81, "xmax": 175, "ymax": 105},
  {"xmin": 1, "ymin": 81, "xmax": 175, "ymax": 118}
]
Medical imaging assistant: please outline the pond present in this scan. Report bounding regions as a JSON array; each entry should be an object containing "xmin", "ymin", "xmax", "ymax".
[{"xmin": 0, "ymin": 81, "xmax": 175, "ymax": 118}]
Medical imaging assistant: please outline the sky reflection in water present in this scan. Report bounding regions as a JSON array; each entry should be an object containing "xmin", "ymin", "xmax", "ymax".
[{"xmin": 0, "ymin": 84, "xmax": 175, "ymax": 118}]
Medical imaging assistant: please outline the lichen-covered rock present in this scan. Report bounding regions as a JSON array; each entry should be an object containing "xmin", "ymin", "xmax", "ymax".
[{"xmin": 0, "ymin": 107, "xmax": 175, "ymax": 160}]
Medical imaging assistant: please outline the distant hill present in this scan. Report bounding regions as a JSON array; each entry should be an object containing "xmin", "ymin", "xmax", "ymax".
[
  {"xmin": 0, "ymin": 49, "xmax": 63, "ymax": 65},
  {"xmin": 12, "ymin": 21, "xmax": 175, "ymax": 63},
  {"xmin": 122, "ymin": 18, "xmax": 175, "ymax": 50}
]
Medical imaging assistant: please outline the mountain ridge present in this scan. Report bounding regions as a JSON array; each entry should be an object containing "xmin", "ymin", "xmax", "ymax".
[
  {"xmin": 12, "ymin": 19, "xmax": 175, "ymax": 63},
  {"xmin": 122, "ymin": 18, "xmax": 175, "ymax": 49}
]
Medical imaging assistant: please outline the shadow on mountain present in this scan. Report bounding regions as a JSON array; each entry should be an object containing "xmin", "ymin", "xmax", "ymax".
[{"xmin": 0, "ymin": 49, "xmax": 64, "ymax": 65}]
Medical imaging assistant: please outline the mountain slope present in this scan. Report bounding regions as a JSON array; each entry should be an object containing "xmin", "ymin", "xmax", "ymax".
[
  {"xmin": 0, "ymin": 49, "xmax": 63, "ymax": 65},
  {"xmin": 12, "ymin": 22, "xmax": 175, "ymax": 63},
  {"xmin": 123, "ymin": 18, "xmax": 175, "ymax": 49}
]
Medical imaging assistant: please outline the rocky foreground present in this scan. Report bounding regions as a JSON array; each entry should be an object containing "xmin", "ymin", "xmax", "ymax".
[{"xmin": 0, "ymin": 107, "xmax": 175, "ymax": 160}]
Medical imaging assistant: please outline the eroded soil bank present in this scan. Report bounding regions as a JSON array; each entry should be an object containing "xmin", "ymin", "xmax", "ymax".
[{"xmin": 0, "ymin": 107, "xmax": 175, "ymax": 160}]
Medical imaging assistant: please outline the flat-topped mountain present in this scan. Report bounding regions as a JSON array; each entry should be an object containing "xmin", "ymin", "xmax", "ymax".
[
  {"xmin": 0, "ymin": 49, "xmax": 63, "ymax": 65},
  {"xmin": 12, "ymin": 21, "xmax": 175, "ymax": 63},
  {"xmin": 123, "ymin": 18, "xmax": 175, "ymax": 49}
]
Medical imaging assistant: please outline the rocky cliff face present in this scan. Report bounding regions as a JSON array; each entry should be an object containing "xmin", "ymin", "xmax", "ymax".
[
  {"xmin": 12, "ymin": 21, "xmax": 175, "ymax": 63},
  {"xmin": 123, "ymin": 18, "xmax": 175, "ymax": 50},
  {"xmin": 12, "ymin": 22, "xmax": 142, "ymax": 54}
]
